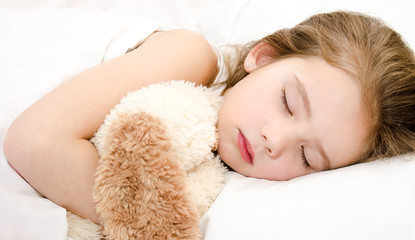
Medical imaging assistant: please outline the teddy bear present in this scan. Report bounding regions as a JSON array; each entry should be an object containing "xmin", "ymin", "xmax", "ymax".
[{"xmin": 67, "ymin": 80, "xmax": 228, "ymax": 240}]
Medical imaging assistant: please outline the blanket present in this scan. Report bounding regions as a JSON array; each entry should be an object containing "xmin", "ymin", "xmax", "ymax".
[{"xmin": 0, "ymin": 8, "xmax": 162, "ymax": 240}]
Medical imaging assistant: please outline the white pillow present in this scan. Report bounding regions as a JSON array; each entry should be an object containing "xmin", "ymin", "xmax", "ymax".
[
  {"xmin": 196, "ymin": 0, "xmax": 415, "ymax": 49},
  {"xmin": 201, "ymin": 154, "xmax": 415, "ymax": 240}
]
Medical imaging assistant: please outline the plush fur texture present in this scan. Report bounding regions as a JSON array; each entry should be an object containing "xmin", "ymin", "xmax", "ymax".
[
  {"xmin": 93, "ymin": 112, "xmax": 201, "ymax": 239},
  {"xmin": 73, "ymin": 80, "xmax": 228, "ymax": 239},
  {"xmin": 67, "ymin": 211, "xmax": 103, "ymax": 240}
]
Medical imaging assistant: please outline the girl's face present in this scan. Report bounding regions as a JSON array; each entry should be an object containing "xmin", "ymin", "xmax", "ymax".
[{"xmin": 217, "ymin": 55, "xmax": 369, "ymax": 180}]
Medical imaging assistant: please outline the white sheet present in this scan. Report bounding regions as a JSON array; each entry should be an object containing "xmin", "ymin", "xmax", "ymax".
[{"xmin": 0, "ymin": 158, "xmax": 68, "ymax": 240}]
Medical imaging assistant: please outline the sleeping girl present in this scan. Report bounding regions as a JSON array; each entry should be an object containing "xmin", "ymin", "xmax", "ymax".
[{"xmin": 3, "ymin": 10, "xmax": 415, "ymax": 224}]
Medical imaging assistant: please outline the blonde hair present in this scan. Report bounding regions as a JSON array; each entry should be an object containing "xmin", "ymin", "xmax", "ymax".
[{"xmin": 221, "ymin": 11, "xmax": 415, "ymax": 163}]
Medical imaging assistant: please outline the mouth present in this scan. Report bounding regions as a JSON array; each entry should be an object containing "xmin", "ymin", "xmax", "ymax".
[{"xmin": 237, "ymin": 130, "xmax": 254, "ymax": 164}]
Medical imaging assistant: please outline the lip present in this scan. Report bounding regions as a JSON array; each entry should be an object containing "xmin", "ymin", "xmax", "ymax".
[{"xmin": 237, "ymin": 130, "xmax": 254, "ymax": 164}]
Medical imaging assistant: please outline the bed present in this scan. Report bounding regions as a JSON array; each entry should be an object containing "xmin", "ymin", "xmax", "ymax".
[{"xmin": 1, "ymin": 0, "xmax": 414, "ymax": 239}]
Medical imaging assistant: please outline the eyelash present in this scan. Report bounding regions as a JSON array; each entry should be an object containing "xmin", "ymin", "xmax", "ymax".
[
  {"xmin": 300, "ymin": 146, "xmax": 310, "ymax": 169},
  {"xmin": 281, "ymin": 89, "xmax": 310, "ymax": 169},
  {"xmin": 281, "ymin": 89, "xmax": 292, "ymax": 115}
]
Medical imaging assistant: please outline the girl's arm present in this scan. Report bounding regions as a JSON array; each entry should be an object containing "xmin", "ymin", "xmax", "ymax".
[{"xmin": 3, "ymin": 29, "xmax": 218, "ymax": 223}]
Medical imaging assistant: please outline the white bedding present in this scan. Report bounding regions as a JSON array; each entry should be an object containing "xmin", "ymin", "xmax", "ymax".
[
  {"xmin": 1, "ymin": 1, "xmax": 414, "ymax": 239},
  {"xmin": 0, "ymin": 8, "xmax": 163, "ymax": 240}
]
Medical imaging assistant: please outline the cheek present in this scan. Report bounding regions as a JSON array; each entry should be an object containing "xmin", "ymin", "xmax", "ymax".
[
  {"xmin": 220, "ymin": 93, "xmax": 257, "ymax": 127},
  {"xmin": 254, "ymin": 160, "xmax": 310, "ymax": 181}
]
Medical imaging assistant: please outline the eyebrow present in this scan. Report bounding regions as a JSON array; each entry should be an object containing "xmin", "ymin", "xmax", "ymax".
[{"xmin": 293, "ymin": 75, "xmax": 331, "ymax": 170}]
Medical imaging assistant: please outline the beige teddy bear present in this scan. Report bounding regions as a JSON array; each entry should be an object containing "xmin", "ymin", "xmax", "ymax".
[{"xmin": 68, "ymin": 80, "xmax": 227, "ymax": 240}]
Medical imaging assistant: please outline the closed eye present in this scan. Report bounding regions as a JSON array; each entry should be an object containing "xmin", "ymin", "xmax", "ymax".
[
  {"xmin": 281, "ymin": 89, "xmax": 292, "ymax": 115},
  {"xmin": 300, "ymin": 145, "xmax": 311, "ymax": 169}
]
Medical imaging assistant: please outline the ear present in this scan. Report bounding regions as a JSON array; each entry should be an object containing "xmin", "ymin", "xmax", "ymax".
[{"xmin": 244, "ymin": 42, "xmax": 275, "ymax": 73}]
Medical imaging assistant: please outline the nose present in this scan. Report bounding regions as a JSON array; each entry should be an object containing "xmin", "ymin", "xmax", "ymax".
[{"xmin": 261, "ymin": 123, "xmax": 292, "ymax": 158}]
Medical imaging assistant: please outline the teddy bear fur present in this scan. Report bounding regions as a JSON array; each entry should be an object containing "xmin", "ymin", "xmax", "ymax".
[{"xmin": 85, "ymin": 80, "xmax": 227, "ymax": 240}]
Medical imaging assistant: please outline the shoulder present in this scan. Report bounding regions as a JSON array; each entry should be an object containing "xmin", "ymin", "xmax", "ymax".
[
  {"xmin": 143, "ymin": 29, "xmax": 214, "ymax": 57},
  {"xmin": 132, "ymin": 29, "xmax": 218, "ymax": 86}
]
